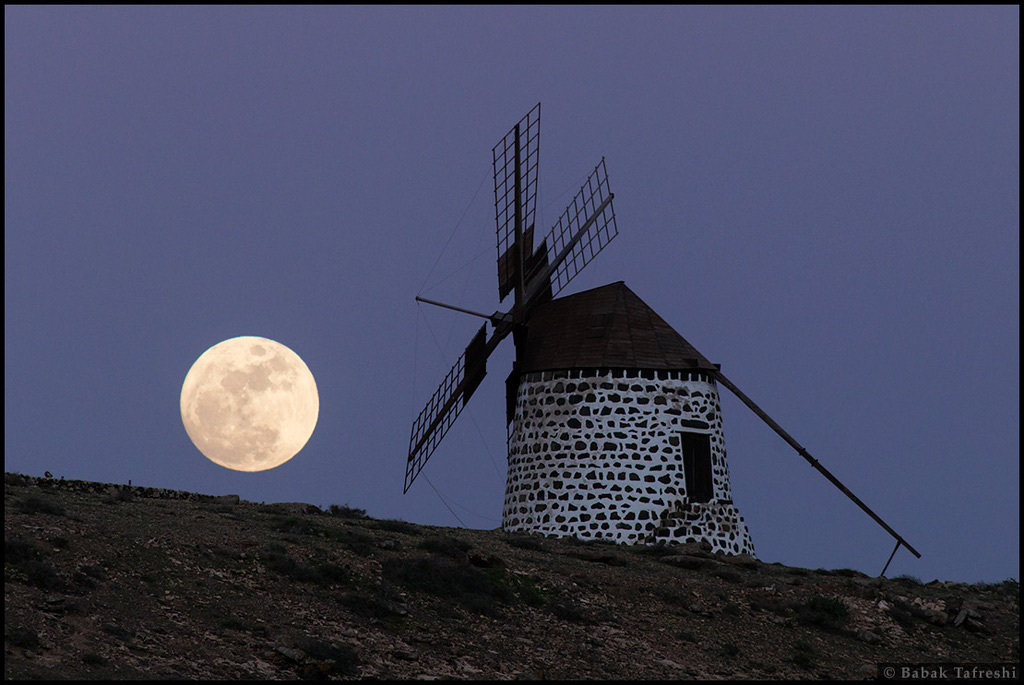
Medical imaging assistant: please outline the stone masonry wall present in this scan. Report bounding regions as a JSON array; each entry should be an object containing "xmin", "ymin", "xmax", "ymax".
[{"xmin": 502, "ymin": 369, "xmax": 755, "ymax": 555}]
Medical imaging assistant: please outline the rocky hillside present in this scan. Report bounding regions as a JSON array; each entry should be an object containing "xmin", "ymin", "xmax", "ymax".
[{"xmin": 4, "ymin": 473, "xmax": 1019, "ymax": 680}]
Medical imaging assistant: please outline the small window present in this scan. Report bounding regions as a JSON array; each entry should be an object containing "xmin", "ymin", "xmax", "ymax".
[{"xmin": 680, "ymin": 432, "xmax": 713, "ymax": 503}]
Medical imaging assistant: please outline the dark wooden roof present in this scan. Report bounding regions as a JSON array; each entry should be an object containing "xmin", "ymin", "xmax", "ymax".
[{"xmin": 516, "ymin": 281, "xmax": 718, "ymax": 372}]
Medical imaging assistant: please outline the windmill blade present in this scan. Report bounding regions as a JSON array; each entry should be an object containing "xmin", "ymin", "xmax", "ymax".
[
  {"xmin": 539, "ymin": 157, "xmax": 618, "ymax": 299},
  {"xmin": 711, "ymin": 369, "xmax": 921, "ymax": 561},
  {"xmin": 494, "ymin": 103, "xmax": 541, "ymax": 302},
  {"xmin": 405, "ymin": 325, "xmax": 490, "ymax": 494}
]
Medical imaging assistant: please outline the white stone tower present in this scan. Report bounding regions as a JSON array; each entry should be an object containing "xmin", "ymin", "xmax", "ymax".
[{"xmin": 501, "ymin": 282, "xmax": 755, "ymax": 555}]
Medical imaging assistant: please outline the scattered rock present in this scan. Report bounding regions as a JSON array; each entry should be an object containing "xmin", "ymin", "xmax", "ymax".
[
  {"xmin": 660, "ymin": 554, "xmax": 710, "ymax": 570},
  {"xmin": 676, "ymin": 540, "xmax": 714, "ymax": 557},
  {"xmin": 274, "ymin": 645, "xmax": 306, "ymax": 663},
  {"xmin": 269, "ymin": 502, "xmax": 321, "ymax": 516},
  {"xmin": 468, "ymin": 551, "xmax": 506, "ymax": 569},
  {"xmin": 858, "ymin": 663, "xmax": 879, "ymax": 678},
  {"xmin": 717, "ymin": 553, "xmax": 759, "ymax": 569},
  {"xmin": 856, "ymin": 628, "xmax": 884, "ymax": 645},
  {"xmin": 657, "ymin": 658, "xmax": 686, "ymax": 669}
]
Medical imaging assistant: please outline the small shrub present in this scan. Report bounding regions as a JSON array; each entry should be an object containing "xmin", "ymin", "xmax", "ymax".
[
  {"xmin": 497, "ymin": 571, "xmax": 547, "ymax": 607},
  {"xmin": 79, "ymin": 563, "xmax": 108, "ymax": 581},
  {"xmin": 712, "ymin": 568, "xmax": 742, "ymax": 584},
  {"xmin": 260, "ymin": 544, "xmax": 348, "ymax": 585},
  {"xmin": 749, "ymin": 597, "xmax": 792, "ymax": 618},
  {"xmin": 793, "ymin": 638, "xmax": 815, "ymax": 652},
  {"xmin": 370, "ymin": 519, "xmax": 421, "ymax": 536},
  {"xmin": 721, "ymin": 643, "xmax": 740, "ymax": 657},
  {"xmin": 796, "ymin": 596, "xmax": 849, "ymax": 632},
  {"xmin": 809, "ymin": 596, "xmax": 848, "ymax": 617},
  {"xmin": 209, "ymin": 545, "xmax": 242, "ymax": 561},
  {"xmin": 981, "ymin": 578, "xmax": 1019, "ymax": 593},
  {"xmin": 831, "ymin": 568, "xmax": 868, "ymax": 578},
  {"xmin": 572, "ymin": 550, "xmax": 628, "ymax": 566},
  {"xmin": 328, "ymin": 504, "xmax": 367, "ymax": 519},
  {"xmin": 338, "ymin": 586, "xmax": 405, "ymax": 621},
  {"xmin": 548, "ymin": 596, "xmax": 595, "ymax": 624},
  {"xmin": 381, "ymin": 554, "xmax": 511, "ymax": 617},
  {"xmin": 333, "ymin": 528, "xmax": 377, "ymax": 557},
  {"xmin": 5, "ymin": 473, "xmax": 29, "ymax": 487},
  {"xmin": 103, "ymin": 488, "xmax": 134, "ymax": 504},
  {"xmin": 82, "ymin": 652, "xmax": 108, "ymax": 666},
  {"xmin": 893, "ymin": 574, "xmax": 922, "ymax": 586},
  {"xmin": 315, "ymin": 561, "xmax": 350, "ymax": 585},
  {"xmin": 5, "ymin": 538, "xmax": 42, "ymax": 565},
  {"xmin": 652, "ymin": 587, "xmax": 690, "ymax": 608},
  {"xmin": 218, "ymin": 617, "xmax": 248, "ymax": 631},
  {"xmin": 260, "ymin": 544, "xmax": 321, "ymax": 583},
  {"xmin": 883, "ymin": 597, "xmax": 924, "ymax": 631},
  {"xmin": 505, "ymin": 534, "xmax": 548, "ymax": 552},
  {"xmin": 22, "ymin": 560, "xmax": 65, "ymax": 591},
  {"xmin": 101, "ymin": 622, "xmax": 136, "ymax": 641},
  {"xmin": 5, "ymin": 625, "xmax": 41, "ymax": 650},
  {"xmin": 629, "ymin": 542, "xmax": 680, "ymax": 558},
  {"xmin": 791, "ymin": 639, "xmax": 817, "ymax": 669},
  {"xmin": 293, "ymin": 635, "xmax": 361, "ymax": 678},
  {"xmin": 73, "ymin": 572, "xmax": 99, "ymax": 590},
  {"xmin": 73, "ymin": 564, "xmax": 107, "ymax": 590},
  {"xmin": 273, "ymin": 517, "xmax": 320, "ymax": 537},
  {"xmin": 17, "ymin": 495, "xmax": 66, "ymax": 516},
  {"xmin": 661, "ymin": 555, "xmax": 710, "ymax": 571},
  {"xmin": 418, "ymin": 536, "xmax": 471, "ymax": 559}
]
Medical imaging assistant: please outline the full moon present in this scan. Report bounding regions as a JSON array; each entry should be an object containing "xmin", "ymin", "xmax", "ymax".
[{"xmin": 180, "ymin": 336, "xmax": 319, "ymax": 472}]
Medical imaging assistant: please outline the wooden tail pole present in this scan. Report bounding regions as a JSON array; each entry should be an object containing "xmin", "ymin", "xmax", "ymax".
[{"xmin": 712, "ymin": 370, "xmax": 921, "ymax": 560}]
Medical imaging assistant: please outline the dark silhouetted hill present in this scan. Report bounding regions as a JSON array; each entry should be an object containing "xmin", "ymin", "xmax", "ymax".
[{"xmin": 5, "ymin": 473, "xmax": 1018, "ymax": 679}]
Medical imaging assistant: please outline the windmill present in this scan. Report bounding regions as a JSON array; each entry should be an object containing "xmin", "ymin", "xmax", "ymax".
[{"xmin": 407, "ymin": 104, "xmax": 919, "ymax": 572}]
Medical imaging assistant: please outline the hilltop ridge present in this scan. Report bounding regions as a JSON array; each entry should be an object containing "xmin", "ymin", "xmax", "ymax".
[{"xmin": 5, "ymin": 473, "xmax": 1019, "ymax": 679}]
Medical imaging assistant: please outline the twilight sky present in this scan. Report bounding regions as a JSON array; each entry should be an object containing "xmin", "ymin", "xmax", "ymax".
[{"xmin": 5, "ymin": 6, "xmax": 1018, "ymax": 583}]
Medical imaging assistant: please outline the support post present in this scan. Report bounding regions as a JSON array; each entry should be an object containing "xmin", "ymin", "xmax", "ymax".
[{"xmin": 880, "ymin": 540, "xmax": 902, "ymax": 577}]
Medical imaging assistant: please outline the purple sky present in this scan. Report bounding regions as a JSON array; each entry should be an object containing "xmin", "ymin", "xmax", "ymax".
[{"xmin": 5, "ymin": 6, "xmax": 1018, "ymax": 583}]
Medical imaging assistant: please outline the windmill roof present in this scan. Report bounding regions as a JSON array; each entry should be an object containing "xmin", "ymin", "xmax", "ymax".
[{"xmin": 517, "ymin": 281, "xmax": 718, "ymax": 373}]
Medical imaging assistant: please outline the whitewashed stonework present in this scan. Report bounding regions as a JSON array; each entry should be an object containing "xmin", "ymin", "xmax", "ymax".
[{"xmin": 502, "ymin": 368, "xmax": 755, "ymax": 556}]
